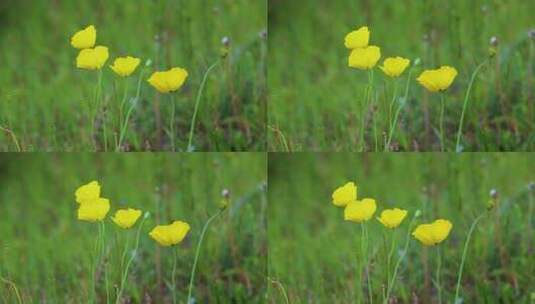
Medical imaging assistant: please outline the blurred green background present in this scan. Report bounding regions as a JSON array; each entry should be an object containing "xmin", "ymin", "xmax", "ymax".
[
  {"xmin": 268, "ymin": 153, "xmax": 534, "ymax": 303},
  {"xmin": 0, "ymin": 153, "xmax": 267, "ymax": 303},
  {"xmin": 268, "ymin": 0, "xmax": 535, "ymax": 151},
  {"xmin": 0, "ymin": 0, "xmax": 266, "ymax": 152}
]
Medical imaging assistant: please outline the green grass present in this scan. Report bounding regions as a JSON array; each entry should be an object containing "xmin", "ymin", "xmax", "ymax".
[
  {"xmin": 0, "ymin": 153, "xmax": 267, "ymax": 303},
  {"xmin": 0, "ymin": 0, "xmax": 266, "ymax": 152},
  {"xmin": 268, "ymin": 0, "xmax": 535, "ymax": 151},
  {"xmin": 267, "ymin": 153, "xmax": 535, "ymax": 303}
]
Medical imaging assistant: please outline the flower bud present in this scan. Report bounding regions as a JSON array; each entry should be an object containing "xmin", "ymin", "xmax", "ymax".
[{"xmin": 414, "ymin": 209, "xmax": 422, "ymax": 218}]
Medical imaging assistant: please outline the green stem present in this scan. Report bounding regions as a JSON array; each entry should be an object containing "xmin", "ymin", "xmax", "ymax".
[
  {"xmin": 187, "ymin": 60, "xmax": 220, "ymax": 152},
  {"xmin": 455, "ymin": 61, "xmax": 487, "ymax": 152},
  {"xmin": 385, "ymin": 215, "xmax": 416, "ymax": 303},
  {"xmin": 116, "ymin": 69, "xmax": 145, "ymax": 152},
  {"xmin": 439, "ymin": 94, "xmax": 445, "ymax": 152},
  {"xmin": 187, "ymin": 209, "xmax": 223, "ymax": 303},
  {"xmin": 116, "ymin": 214, "xmax": 148, "ymax": 304},
  {"xmin": 170, "ymin": 93, "xmax": 176, "ymax": 152},
  {"xmin": 454, "ymin": 213, "xmax": 485, "ymax": 303},
  {"xmin": 386, "ymin": 68, "xmax": 413, "ymax": 151},
  {"xmin": 101, "ymin": 222, "xmax": 110, "ymax": 304},
  {"xmin": 436, "ymin": 246, "xmax": 442, "ymax": 304},
  {"xmin": 386, "ymin": 230, "xmax": 396, "ymax": 298},
  {"xmin": 359, "ymin": 69, "xmax": 374, "ymax": 152},
  {"xmin": 362, "ymin": 223, "xmax": 373, "ymax": 304},
  {"xmin": 92, "ymin": 70, "xmax": 103, "ymax": 151},
  {"xmin": 172, "ymin": 245, "xmax": 178, "ymax": 304}
]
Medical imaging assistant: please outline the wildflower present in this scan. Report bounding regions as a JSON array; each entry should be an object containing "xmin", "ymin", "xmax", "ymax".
[
  {"xmin": 147, "ymin": 67, "xmax": 189, "ymax": 93},
  {"xmin": 348, "ymin": 46, "xmax": 381, "ymax": 70},
  {"xmin": 380, "ymin": 57, "xmax": 410, "ymax": 78},
  {"xmin": 332, "ymin": 182, "xmax": 357, "ymax": 207},
  {"xmin": 412, "ymin": 219, "xmax": 453, "ymax": 246},
  {"xmin": 417, "ymin": 66, "xmax": 458, "ymax": 92},
  {"xmin": 112, "ymin": 208, "xmax": 142, "ymax": 229},
  {"xmin": 377, "ymin": 208, "xmax": 408, "ymax": 228},
  {"xmin": 344, "ymin": 26, "xmax": 370, "ymax": 49},
  {"xmin": 110, "ymin": 56, "xmax": 141, "ymax": 77},
  {"xmin": 149, "ymin": 221, "xmax": 191, "ymax": 246},
  {"xmin": 344, "ymin": 198, "xmax": 377, "ymax": 222},
  {"xmin": 77, "ymin": 198, "xmax": 111, "ymax": 222},
  {"xmin": 70, "ymin": 25, "xmax": 96, "ymax": 49},
  {"xmin": 76, "ymin": 46, "xmax": 109, "ymax": 70},
  {"xmin": 75, "ymin": 181, "xmax": 101, "ymax": 204}
]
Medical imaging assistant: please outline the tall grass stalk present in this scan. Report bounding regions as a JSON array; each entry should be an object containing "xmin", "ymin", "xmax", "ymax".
[
  {"xmin": 455, "ymin": 60, "xmax": 487, "ymax": 152},
  {"xmin": 454, "ymin": 213, "xmax": 485, "ymax": 303},
  {"xmin": 115, "ymin": 213, "xmax": 149, "ymax": 304},
  {"xmin": 187, "ymin": 209, "xmax": 224, "ymax": 303},
  {"xmin": 187, "ymin": 60, "xmax": 220, "ymax": 152}
]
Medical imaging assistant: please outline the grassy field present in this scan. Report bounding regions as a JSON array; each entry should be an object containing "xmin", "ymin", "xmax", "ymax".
[
  {"xmin": 0, "ymin": 0, "xmax": 266, "ymax": 152},
  {"xmin": 268, "ymin": 153, "xmax": 535, "ymax": 303},
  {"xmin": 268, "ymin": 0, "xmax": 535, "ymax": 152},
  {"xmin": 0, "ymin": 153, "xmax": 267, "ymax": 303}
]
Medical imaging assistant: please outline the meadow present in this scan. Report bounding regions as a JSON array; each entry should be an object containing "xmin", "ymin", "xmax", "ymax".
[
  {"xmin": 0, "ymin": 153, "xmax": 267, "ymax": 303},
  {"xmin": 267, "ymin": 153, "xmax": 535, "ymax": 303},
  {"xmin": 0, "ymin": 0, "xmax": 266, "ymax": 152},
  {"xmin": 268, "ymin": 0, "xmax": 535, "ymax": 152}
]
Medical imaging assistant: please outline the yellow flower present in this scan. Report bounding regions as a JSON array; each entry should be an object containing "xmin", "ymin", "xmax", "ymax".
[
  {"xmin": 149, "ymin": 221, "xmax": 191, "ymax": 246},
  {"xmin": 76, "ymin": 46, "xmax": 109, "ymax": 70},
  {"xmin": 75, "ymin": 181, "xmax": 101, "ymax": 204},
  {"xmin": 77, "ymin": 198, "xmax": 111, "ymax": 222},
  {"xmin": 380, "ymin": 57, "xmax": 411, "ymax": 78},
  {"xmin": 412, "ymin": 219, "xmax": 453, "ymax": 246},
  {"xmin": 348, "ymin": 46, "xmax": 381, "ymax": 70},
  {"xmin": 417, "ymin": 66, "xmax": 458, "ymax": 92},
  {"xmin": 377, "ymin": 208, "xmax": 408, "ymax": 228},
  {"xmin": 112, "ymin": 208, "xmax": 142, "ymax": 229},
  {"xmin": 70, "ymin": 25, "xmax": 96, "ymax": 49},
  {"xmin": 344, "ymin": 26, "xmax": 370, "ymax": 49},
  {"xmin": 110, "ymin": 56, "xmax": 141, "ymax": 77},
  {"xmin": 147, "ymin": 67, "xmax": 189, "ymax": 93},
  {"xmin": 332, "ymin": 182, "xmax": 357, "ymax": 207},
  {"xmin": 344, "ymin": 198, "xmax": 377, "ymax": 223}
]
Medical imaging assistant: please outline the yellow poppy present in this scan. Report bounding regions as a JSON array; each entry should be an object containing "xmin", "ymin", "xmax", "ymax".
[
  {"xmin": 70, "ymin": 25, "xmax": 96, "ymax": 49},
  {"xmin": 75, "ymin": 181, "xmax": 101, "ymax": 204},
  {"xmin": 332, "ymin": 182, "xmax": 357, "ymax": 207},
  {"xmin": 110, "ymin": 56, "xmax": 141, "ymax": 77},
  {"xmin": 344, "ymin": 198, "xmax": 377, "ymax": 223},
  {"xmin": 77, "ymin": 198, "xmax": 111, "ymax": 222},
  {"xmin": 76, "ymin": 46, "xmax": 109, "ymax": 70},
  {"xmin": 112, "ymin": 208, "xmax": 142, "ymax": 229},
  {"xmin": 377, "ymin": 208, "xmax": 408, "ymax": 228},
  {"xmin": 412, "ymin": 219, "xmax": 453, "ymax": 246},
  {"xmin": 417, "ymin": 66, "xmax": 458, "ymax": 92},
  {"xmin": 348, "ymin": 46, "xmax": 381, "ymax": 70},
  {"xmin": 149, "ymin": 221, "xmax": 191, "ymax": 246},
  {"xmin": 147, "ymin": 67, "xmax": 189, "ymax": 93},
  {"xmin": 380, "ymin": 57, "xmax": 411, "ymax": 78},
  {"xmin": 344, "ymin": 26, "xmax": 370, "ymax": 49}
]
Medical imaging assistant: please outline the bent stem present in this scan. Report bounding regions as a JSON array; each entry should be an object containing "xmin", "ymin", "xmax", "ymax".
[
  {"xmin": 116, "ymin": 215, "xmax": 149, "ymax": 304},
  {"xmin": 439, "ymin": 94, "xmax": 446, "ymax": 152},
  {"xmin": 386, "ymin": 68, "xmax": 413, "ymax": 151},
  {"xmin": 435, "ymin": 246, "xmax": 442, "ymax": 304},
  {"xmin": 187, "ymin": 209, "xmax": 224, "ymax": 303},
  {"xmin": 117, "ymin": 68, "xmax": 145, "ymax": 151},
  {"xmin": 384, "ymin": 216, "xmax": 416, "ymax": 303},
  {"xmin": 454, "ymin": 213, "xmax": 485, "ymax": 303},
  {"xmin": 187, "ymin": 60, "xmax": 220, "ymax": 152},
  {"xmin": 455, "ymin": 60, "xmax": 487, "ymax": 152}
]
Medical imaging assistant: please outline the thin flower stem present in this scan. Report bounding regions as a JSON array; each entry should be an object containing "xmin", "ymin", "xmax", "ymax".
[
  {"xmin": 90, "ymin": 222, "xmax": 103, "ymax": 304},
  {"xmin": 439, "ymin": 94, "xmax": 446, "ymax": 152},
  {"xmin": 187, "ymin": 60, "xmax": 220, "ymax": 152},
  {"xmin": 92, "ymin": 70, "xmax": 103, "ymax": 151},
  {"xmin": 362, "ymin": 223, "xmax": 373, "ymax": 304},
  {"xmin": 359, "ymin": 69, "xmax": 374, "ymax": 152},
  {"xmin": 172, "ymin": 245, "xmax": 178, "ymax": 304},
  {"xmin": 386, "ymin": 68, "xmax": 413, "ymax": 151},
  {"xmin": 385, "ymin": 230, "xmax": 396, "ymax": 298},
  {"xmin": 116, "ymin": 69, "xmax": 145, "ymax": 151},
  {"xmin": 101, "ymin": 222, "xmax": 110, "ymax": 304},
  {"xmin": 436, "ymin": 246, "xmax": 442, "ymax": 304},
  {"xmin": 455, "ymin": 60, "xmax": 487, "ymax": 152},
  {"xmin": 385, "ymin": 215, "xmax": 416, "ymax": 303},
  {"xmin": 170, "ymin": 93, "xmax": 176, "ymax": 152},
  {"xmin": 116, "ymin": 215, "xmax": 148, "ymax": 304},
  {"xmin": 454, "ymin": 213, "xmax": 485, "ymax": 303},
  {"xmin": 187, "ymin": 209, "xmax": 224, "ymax": 303}
]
